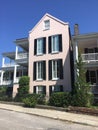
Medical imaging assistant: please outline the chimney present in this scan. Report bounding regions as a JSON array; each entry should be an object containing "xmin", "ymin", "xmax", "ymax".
[{"xmin": 74, "ymin": 24, "xmax": 79, "ymax": 35}]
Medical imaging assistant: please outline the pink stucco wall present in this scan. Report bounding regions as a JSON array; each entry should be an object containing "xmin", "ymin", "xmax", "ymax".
[{"xmin": 29, "ymin": 14, "xmax": 71, "ymax": 97}]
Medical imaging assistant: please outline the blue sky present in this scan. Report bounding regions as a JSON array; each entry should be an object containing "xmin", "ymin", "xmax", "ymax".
[{"xmin": 0, "ymin": 0, "xmax": 98, "ymax": 66}]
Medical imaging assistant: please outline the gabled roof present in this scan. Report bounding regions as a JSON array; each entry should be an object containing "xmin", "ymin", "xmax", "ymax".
[{"xmin": 29, "ymin": 13, "xmax": 69, "ymax": 33}]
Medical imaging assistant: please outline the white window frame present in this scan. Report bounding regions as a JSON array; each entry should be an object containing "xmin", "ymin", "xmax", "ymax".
[
  {"xmin": 44, "ymin": 20, "xmax": 50, "ymax": 30},
  {"xmin": 36, "ymin": 86, "xmax": 44, "ymax": 94},
  {"xmin": 36, "ymin": 62, "xmax": 43, "ymax": 80},
  {"xmin": 51, "ymin": 85, "xmax": 62, "ymax": 92},
  {"xmin": 52, "ymin": 60, "xmax": 59, "ymax": 80},
  {"xmin": 37, "ymin": 38, "xmax": 43, "ymax": 55},
  {"xmin": 51, "ymin": 35, "xmax": 59, "ymax": 53}
]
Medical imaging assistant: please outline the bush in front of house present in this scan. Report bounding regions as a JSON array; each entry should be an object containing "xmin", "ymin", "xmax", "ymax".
[
  {"xmin": 15, "ymin": 76, "xmax": 29, "ymax": 102},
  {"xmin": 23, "ymin": 94, "xmax": 37, "ymax": 107},
  {"xmin": 23, "ymin": 93, "xmax": 46, "ymax": 107},
  {"xmin": 0, "ymin": 86, "xmax": 13, "ymax": 101},
  {"xmin": 49, "ymin": 92, "xmax": 71, "ymax": 107}
]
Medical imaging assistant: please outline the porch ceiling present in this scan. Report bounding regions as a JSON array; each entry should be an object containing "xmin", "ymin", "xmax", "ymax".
[
  {"xmin": 14, "ymin": 37, "xmax": 29, "ymax": 51},
  {"xmin": 2, "ymin": 52, "xmax": 15, "ymax": 59}
]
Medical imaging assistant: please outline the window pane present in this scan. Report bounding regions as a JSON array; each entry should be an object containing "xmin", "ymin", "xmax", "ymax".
[
  {"xmin": 37, "ymin": 38, "xmax": 43, "ymax": 55},
  {"xmin": 44, "ymin": 20, "xmax": 50, "ymax": 30},
  {"xmin": 52, "ymin": 60, "xmax": 58, "ymax": 79},
  {"xmin": 51, "ymin": 35, "xmax": 59, "ymax": 53},
  {"xmin": 36, "ymin": 62, "xmax": 43, "ymax": 80}
]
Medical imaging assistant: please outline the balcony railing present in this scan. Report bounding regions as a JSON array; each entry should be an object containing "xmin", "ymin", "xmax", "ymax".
[
  {"xmin": 2, "ymin": 80, "xmax": 13, "ymax": 85},
  {"xmin": 81, "ymin": 53, "xmax": 98, "ymax": 62},
  {"xmin": 17, "ymin": 53, "xmax": 28, "ymax": 60},
  {"xmin": 3, "ymin": 63, "xmax": 15, "ymax": 67}
]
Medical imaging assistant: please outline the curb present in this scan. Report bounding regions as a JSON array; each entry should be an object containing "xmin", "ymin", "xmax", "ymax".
[
  {"xmin": 0, "ymin": 107, "xmax": 97, "ymax": 128},
  {"xmin": 0, "ymin": 103, "xmax": 98, "ymax": 128}
]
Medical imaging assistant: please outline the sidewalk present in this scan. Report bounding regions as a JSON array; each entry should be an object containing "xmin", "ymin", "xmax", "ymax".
[{"xmin": 0, "ymin": 103, "xmax": 98, "ymax": 127}]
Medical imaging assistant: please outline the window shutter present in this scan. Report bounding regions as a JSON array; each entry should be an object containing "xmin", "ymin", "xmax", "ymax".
[
  {"xmin": 49, "ymin": 86, "xmax": 52, "ymax": 96},
  {"xmin": 33, "ymin": 86, "xmax": 36, "ymax": 93},
  {"xmin": 58, "ymin": 59, "xmax": 63, "ymax": 79},
  {"xmin": 43, "ymin": 61, "xmax": 46, "ymax": 80},
  {"xmin": 49, "ymin": 60, "xmax": 52, "ymax": 80},
  {"xmin": 34, "ymin": 39, "xmax": 37, "ymax": 55},
  {"xmin": 95, "ymin": 48, "xmax": 98, "ymax": 53},
  {"xmin": 43, "ymin": 86, "xmax": 46, "ymax": 95},
  {"xmin": 33, "ymin": 62, "xmax": 36, "ymax": 80},
  {"xmin": 59, "ymin": 34, "xmax": 62, "ymax": 52},
  {"xmin": 43, "ymin": 37, "xmax": 46, "ymax": 54},
  {"xmin": 97, "ymin": 70, "xmax": 98, "ymax": 81},
  {"xmin": 48, "ymin": 36, "xmax": 51, "ymax": 53},
  {"xmin": 84, "ymin": 48, "xmax": 88, "ymax": 53},
  {"xmin": 86, "ymin": 70, "xmax": 89, "ymax": 82}
]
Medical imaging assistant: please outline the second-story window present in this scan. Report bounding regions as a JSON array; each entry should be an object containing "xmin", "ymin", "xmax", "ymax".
[
  {"xmin": 33, "ymin": 61, "xmax": 46, "ymax": 81},
  {"xmin": 48, "ymin": 34, "xmax": 62, "ymax": 53},
  {"xmin": 34, "ymin": 37, "xmax": 46, "ymax": 55}
]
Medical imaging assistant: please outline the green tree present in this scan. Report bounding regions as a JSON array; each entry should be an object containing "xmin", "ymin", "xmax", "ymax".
[{"xmin": 72, "ymin": 53, "xmax": 94, "ymax": 107}]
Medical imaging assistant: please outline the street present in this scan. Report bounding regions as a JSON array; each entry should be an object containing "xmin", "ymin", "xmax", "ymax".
[{"xmin": 0, "ymin": 109, "xmax": 97, "ymax": 130}]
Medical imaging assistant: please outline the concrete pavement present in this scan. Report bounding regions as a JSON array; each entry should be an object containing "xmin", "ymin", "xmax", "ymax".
[{"xmin": 0, "ymin": 103, "xmax": 98, "ymax": 127}]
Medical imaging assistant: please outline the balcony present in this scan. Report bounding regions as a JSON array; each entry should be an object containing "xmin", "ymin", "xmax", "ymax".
[
  {"xmin": 2, "ymin": 63, "xmax": 16, "ymax": 68},
  {"xmin": 16, "ymin": 53, "xmax": 28, "ymax": 66},
  {"xmin": 81, "ymin": 53, "xmax": 98, "ymax": 62},
  {"xmin": 2, "ymin": 80, "xmax": 13, "ymax": 85},
  {"xmin": 16, "ymin": 53, "xmax": 28, "ymax": 60}
]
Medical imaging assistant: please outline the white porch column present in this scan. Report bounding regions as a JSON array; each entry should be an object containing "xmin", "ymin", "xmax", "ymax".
[
  {"xmin": 1, "ymin": 71, "xmax": 4, "ymax": 85},
  {"xmin": 14, "ymin": 65, "xmax": 17, "ymax": 83},
  {"xmin": 2, "ymin": 57, "xmax": 5, "ymax": 67},
  {"xmin": 75, "ymin": 41, "xmax": 78, "ymax": 62},
  {"xmin": 15, "ymin": 46, "xmax": 18, "ymax": 59},
  {"xmin": 73, "ymin": 41, "xmax": 79, "ymax": 81}
]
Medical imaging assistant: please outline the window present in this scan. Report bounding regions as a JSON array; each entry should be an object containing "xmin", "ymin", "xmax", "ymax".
[
  {"xmin": 48, "ymin": 34, "xmax": 62, "ymax": 53},
  {"xmin": 34, "ymin": 37, "xmax": 46, "ymax": 55},
  {"xmin": 33, "ymin": 61, "xmax": 46, "ymax": 81},
  {"xmin": 44, "ymin": 20, "xmax": 50, "ymax": 30},
  {"xmin": 49, "ymin": 85, "xmax": 63, "ymax": 95},
  {"xmin": 33, "ymin": 86, "xmax": 46, "ymax": 94},
  {"xmin": 49, "ymin": 59, "xmax": 63, "ymax": 80},
  {"xmin": 86, "ymin": 70, "xmax": 97, "ymax": 84}
]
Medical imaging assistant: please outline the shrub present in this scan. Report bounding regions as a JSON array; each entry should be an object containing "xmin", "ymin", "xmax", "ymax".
[
  {"xmin": 23, "ymin": 93, "xmax": 46, "ymax": 107},
  {"xmin": 23, "ymin": 94, "xmax": 37, "ymax": 107},
  {"xmin": 49, "ymin": 92, "xmax": 71, "ymax": 107},
  {"xmin": 0, "ymin": 86, "xmax": 13, "ymax": 101},
  {"xmin": 15, "ymin": 76, "xmax": 29, "ymax": 102}
]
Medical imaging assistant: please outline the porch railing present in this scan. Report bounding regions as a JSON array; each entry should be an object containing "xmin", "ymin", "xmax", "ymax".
[
  {"xmin": 3, "ymin": 63, "xmax": 15, "ymax": 67},
  {"xmin": 2, "ymin": 80, "xmax": 13, "ymax": 85},
  {"xmin": 81, "ymin": 53, "xmax": 98, "ymax": 62},
  {"xmin": 17, "ymin": 53, "xmax": 28, "ymax": 59}
]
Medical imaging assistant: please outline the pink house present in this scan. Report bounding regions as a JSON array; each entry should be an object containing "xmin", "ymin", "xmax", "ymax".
[{"xmin": 29, "ymin": 13, "xmax": 72, "ymax": 98}]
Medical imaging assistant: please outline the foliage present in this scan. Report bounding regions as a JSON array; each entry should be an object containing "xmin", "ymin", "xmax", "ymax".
[
  {"xmin": 49, "ymin": 92, "xmax": 71, "ymax": 107},
  {"xmin": 0, "ymin": 86, "xmax": 13, "ymax": 101},
  {"xmin": 23, "ymin": 94, "xmax": 37, "ymax": 107},
  {"xmin": 15, "ymin": 76, "xmax": 29, "ymax": 102},
  {"xmin": 23, "ymin": 94, "xmax": 45, "ymax": 107},
  {"xmin": 72, "ymin": 53, "xmax": 94, "ymax": 107}
]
